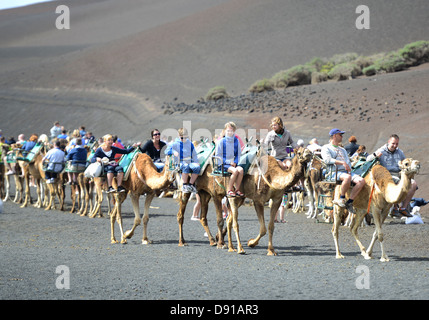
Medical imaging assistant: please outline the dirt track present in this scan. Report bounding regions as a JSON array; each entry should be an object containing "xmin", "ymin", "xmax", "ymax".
[{"xmin": 1, "ymin": 184, "xmax": 428, "ymax": 301}]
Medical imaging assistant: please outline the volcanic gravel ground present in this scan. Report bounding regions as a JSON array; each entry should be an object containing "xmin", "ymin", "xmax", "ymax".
[{"xmin": 1, "ymin": 185, "xmax": 428, "ymax": 301}]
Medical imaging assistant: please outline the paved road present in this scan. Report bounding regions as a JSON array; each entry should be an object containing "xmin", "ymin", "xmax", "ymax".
[{"xmin": 1, "ymin": 186, "xmax": 428, "ymax": 305}]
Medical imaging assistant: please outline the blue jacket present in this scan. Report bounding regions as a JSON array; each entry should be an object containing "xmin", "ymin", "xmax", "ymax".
[
  {"xmin": 66, "ymin": 146, "xmax": 87, "ymax": 165},
  {"xmin": 166, "ymin": 138, "xmax": 198, "ymax": 163},
  {"xmin": 215, "ymin": 136, "xmax": 241, "ymax": 165}
]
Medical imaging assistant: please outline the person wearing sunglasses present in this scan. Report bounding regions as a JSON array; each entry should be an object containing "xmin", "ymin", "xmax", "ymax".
[
  {"xmin": 321, "ymin": 128, "xmax": 365, "ymax": 213},
  {"xmin": 139, "ymin": 129, "xmax": 167, "ymax": 172},
  {"xmin": 166, "ymin": 128, "xmax": 200, "ymax": 193}
]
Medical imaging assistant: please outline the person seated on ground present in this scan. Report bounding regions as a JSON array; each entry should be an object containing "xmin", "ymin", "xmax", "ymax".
[
  {"xmin": 215, "ymin": 122, "xmax": 245, "ymax": 198},
  {"xmin": 92, "ymin": 134, "xmax": 141, "ymax": 193},
  {"xmin": 321, "ymin": 128, "xmax": 365, "ymax": 214},
  {"xmin": 367, "ymin": 134, "xmax": 417, "ymax": 217},
  {"xmin": 166, "ymin": 128, "xmax": 200, "ymax": 194},
  {"xmin": 139, "ymin": 129, "xmax": 167, "ymax": 173},
  {"xmin": 42, "ymin": 140, "xmax": 65, "ymax": 184},
  {"xmin": 65, "ymin": 138, "xmax": 87, "ymax": 185},
  {"xmin": 263, "ymin": 116, "xmax": 298, "ymax": 170}
]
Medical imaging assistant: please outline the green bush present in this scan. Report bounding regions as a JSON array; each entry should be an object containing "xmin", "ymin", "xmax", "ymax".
[
  {"xmin": 399, "ymin": 40, "xmax": 429, "ymax": 66},
  {"xmin": 272, "ymin": 64, "xmax": 315, "ymax": 88},
  {"xmin": 328, "ymin": 62, "xmax": 361, "ymax": 81},
  {"xmin": 205, "ymin": 86, "xmax": 229, "ymax": 101},
  {"xmin": 373, "ymin": 51, "xmax": 407, "ymax": 73},
  {"xmin": 249, "ymin": 78, "xmax": 274, "ymax": 93},
  {"xmin": 362, "ymin": 65, "xmax": 377, "ymax": 76}
]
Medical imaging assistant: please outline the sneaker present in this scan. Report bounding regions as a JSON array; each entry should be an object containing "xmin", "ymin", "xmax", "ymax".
[
  {"xmin": 107, "ymin": 186, "xmax": 115, "ymax": 193},
  {"xmin": 345, "ymin": 201, "xmax": 356, "ymax": 214},
  {"xmin": 390, "ymin": 208, "xmax": 402, "ymax": 219},
  {"xmin": 182, "ymin": 184, "xmax": 191, "ymax": 193},
  {"xmin": 191, "ymin": 216, "xmax": 199, "ymax": 221},
  {"xmin": 333, "ymin": 198, "xmax": 346, "ymax": 208},
  {"xmin": 50, "ymin": 178, "xmax": 55, "ymax": 184},
  {"xmin": 398, "ymin": 208, "xmax": 412, "ymax": 217},
  {"xmin": 6, "ymin": 170, "xmax": 15, "ymax": 176},
  {"xmin": 189, "ymin": 184, "xmax": 197, "ymax": 193},
  {"xmin": 117, "ymin": 186, "xmax": 126, "ymax": 193}
]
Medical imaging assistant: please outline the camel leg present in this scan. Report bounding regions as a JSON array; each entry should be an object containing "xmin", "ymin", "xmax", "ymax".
[
  {"xmin": 124, "ymin": 192, "xmax": 141, "ymax": 240},
  {"xmin": 349, "ymin": 208, "xmax": 369, "ymax": 258},
  {"xmin": 247, "ymin": 201, "xmax": 266, "ymax": 249},
  {"xmin": 198, "ymin": 191, "xmax": 216, "ymax": 246},
  {"xmin": 267, "ymin": 197, "xmax": 281, "ymax": 256},
  {"xmin": 366, "ymin": 207, "xmax": 390, "ymax": 262},
  {"xmin": 89, "ymin": 185, "xmax": 103, "ymax": 218},
  {"xmin": 228, "ymin": 197, "xmax": 245, "ymax": 254},
  {"xmin": 33, "ymin": 179, "xmax": 42, "ymax": 208},
  {"xmin": 177, "ymin": 192, "xmax": 191, "ymax": 246},
  {"xmin": 331, "ymin": 204, "xmax": 345, "ymax": 259},
  {"xmin": 141, "ymin": 192, "xmax": 155, "ymax": 244},
  {"xmin": 110, "ymin": 205, "xmax": 119, "ymax": 244}
]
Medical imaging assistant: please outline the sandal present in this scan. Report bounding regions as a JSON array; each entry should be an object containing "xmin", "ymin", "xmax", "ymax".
[
  {"xmin": 235, "ymin": 190, "xmax": 245, "ymax": 197},
  {"xmin": 227, "ymin": 190, "xmax": 236, "ymax": 197}
]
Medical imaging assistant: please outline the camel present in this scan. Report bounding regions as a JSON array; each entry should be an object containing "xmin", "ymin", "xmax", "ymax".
[
  {"xmin": 304, "ymin": 155, "xmax": 325, "ymax": 219},
  {"xmin": 227, "ymin": 147, "xmax": 313, "ymax": 255},
  {"xmin": 107, "ymin": 153, "xmax": 177, "ymax": 244},
  {"xmin": 331, "ymin": 158, "xmax": 420, "ymax": 261}
]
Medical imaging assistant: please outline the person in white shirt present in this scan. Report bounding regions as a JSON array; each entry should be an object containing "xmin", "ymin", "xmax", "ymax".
[
  {"xmin": 321, "ymin": 129, "xmax": 365, "ymax": 213},
  {"xmin": 42, "ymin": 140, "xmax": 65, "ymax": 183}
]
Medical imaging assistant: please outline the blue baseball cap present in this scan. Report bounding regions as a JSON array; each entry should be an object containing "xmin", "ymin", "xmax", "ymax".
[{"xmin": 329, "ymin": 128, "xmax": 346, "ymax": 136}]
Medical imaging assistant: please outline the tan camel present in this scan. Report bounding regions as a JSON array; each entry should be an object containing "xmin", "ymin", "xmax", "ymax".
[
  {"xmin": 227, "ymin": 147, "xmax": 313, "ymax": 255},
  {"xmin": 331, "ymin": 158, "xmax": 420, "ymax": 261},
  {"xmin": 107, "ymin": 154, "xmax": 176, "ymax": 244}
]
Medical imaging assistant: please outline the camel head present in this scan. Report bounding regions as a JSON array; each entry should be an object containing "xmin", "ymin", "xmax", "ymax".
[
  {"xmin": 399, "ymin": 158, "xmax": 420, "ymax": 177},
  {"xmin": 295, "ymin": 147, "xmax": 313, "ymax": 164}
]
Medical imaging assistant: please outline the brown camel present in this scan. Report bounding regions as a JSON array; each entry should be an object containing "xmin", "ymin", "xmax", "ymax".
[
  {"xmin": 332, "ymin": 158, "xmax": 420, "ymax": 261},
  {"xmin": 107, "ymin": 154, "xmax": 177, "ymax": 244},
  {"xmin": 227, "ymin": 147, "xmax": 313, "ymax": 255}
]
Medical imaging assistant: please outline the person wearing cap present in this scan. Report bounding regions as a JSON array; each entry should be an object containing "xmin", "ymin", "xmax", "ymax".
[
  {"xmin": 321, "ymin": 128, "xmax": 365, "ymax": 213},
  {"xmin": 367, "ymin": 134, "xmax": 417, "ymax": 217},
  {"xmin": 264, "ymin": 116, "xmax": 298, "ymax": 170}
]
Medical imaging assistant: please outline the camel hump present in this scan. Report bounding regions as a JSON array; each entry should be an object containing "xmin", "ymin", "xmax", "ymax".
[{"xmin": 370, "ymin": 164, "xmax": 394, "ymax": 192}]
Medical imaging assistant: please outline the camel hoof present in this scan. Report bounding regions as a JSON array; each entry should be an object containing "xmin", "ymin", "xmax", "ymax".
[
  {"xmin": 380, "ymin": 257, "xmax": 390, "ymax": 262},
  {"xmin": 237, "ymin": 249, "xmax": 246, "ymax": 255},
  {"xmin": 142, "ymin": 239, "xmax": 152, "ymax": 245},
  {"xmin": 111, "ymin": 239, "xmax": 119, "ymax": 244},
  {"xmin": 336, "ymin": 254, "xmax": 345, "ymax": 259},
  {"xmin": 124, "ymin": 230, "xmax": 133, "ymax": 239},
  {"xmin": 228, "ymin": 247, "xmax": 236, "ymax": 253},
  {"xmin": 267, "ymin": 250, "xmax": 277, "ymax": 256},
  {"xmin": 178, "ymin": 242, "xmax": 188, "ymax": 247},
  {"xmin": 247, "ymin": 239, "xmax": 258, "ymax": 248},
  {"xmin": 217, "ymin": 243, "xmax": 226, "ymax": 249}
]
